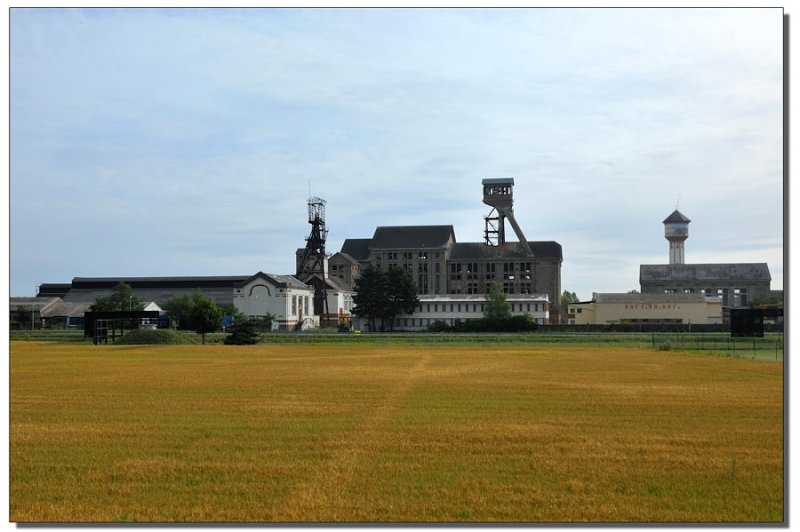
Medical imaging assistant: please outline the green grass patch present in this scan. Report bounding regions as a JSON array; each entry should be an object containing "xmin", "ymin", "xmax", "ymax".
[{"xmin": 114, "ymin": 329, "xmax": 200, "ymax": 345}]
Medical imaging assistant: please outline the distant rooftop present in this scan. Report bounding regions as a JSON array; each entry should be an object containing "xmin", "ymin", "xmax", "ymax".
[
  {"xmin": 663, "ymin": 210, "xmax": 691, "ymax": 224},
  {"xmin": 370, "ymin": 225, "xmax": 455, "ymax": 250},
  {"xmin": 482, "ymin": 177, "xmax": 515, "ymax": 186},
  {"xmin": 640, "ymin": 263, "xmax": 771, "ymax": 283}
]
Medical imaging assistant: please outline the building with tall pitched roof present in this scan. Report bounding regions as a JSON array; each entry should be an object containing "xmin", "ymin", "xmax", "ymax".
[{"xmin": 337, "ymin": 179, "xmax": 563, "ymax": 323}]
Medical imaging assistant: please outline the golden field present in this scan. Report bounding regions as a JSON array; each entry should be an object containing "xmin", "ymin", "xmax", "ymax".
[{"xmin": 10, "ymin": 340, "xmax": 783, "ymax": 523}]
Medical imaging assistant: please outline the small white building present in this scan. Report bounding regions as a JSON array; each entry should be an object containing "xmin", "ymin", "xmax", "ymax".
[
  {"xmin": 384, "ymin": 293, "xmax": 550, "ymax": 331},
  {"xmin": 232, "ymin": 272, "xmax": 316, "ymax": 330}
]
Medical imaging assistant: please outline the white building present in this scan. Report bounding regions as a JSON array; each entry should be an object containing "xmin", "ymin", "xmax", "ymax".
[
  {"xmin": 383, "ymin": 293, "xmax": 550, "ymax": 331},
  {"xmin": 232, "ymin": 272, "xmax": 316, "ymax": 330}
]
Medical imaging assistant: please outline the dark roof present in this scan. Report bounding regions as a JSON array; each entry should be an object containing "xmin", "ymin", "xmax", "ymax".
[
  {"xmin": 482, "ymin": 178, "xmax": 514, "ymax": 185},
  {"xmin": 329, "ymin": 252, "xmax": 360, "ymax": 266},
  {"xmin": 663, "ymin": 210, "xmax": 691, "ymax": 224},
  {"xmin": 71, "ymin": 276, "xmax": 251, "ymax": 290},
  {"xmin": 37, "ymin": 283, "xmax": 71, "ymax": 297},
  {"xmin": 449, "ymin": 241, "xmax": 562, "ymax": 261},
  {"xmin": 371, "ymin": 225, "xmax": 455, "ymax": 250},
  {"xmin": 341, "ymin": 238, "xmax": 372, "ymax": 261},
  {"xmin": 639, "ymin": 263, "xmax": 771, "ymax": 283}
]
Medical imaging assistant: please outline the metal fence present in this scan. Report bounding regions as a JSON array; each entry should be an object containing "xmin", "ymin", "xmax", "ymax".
[{"xmin": 649, "ymin": 332, "xmax": 784, "ymax": 361}]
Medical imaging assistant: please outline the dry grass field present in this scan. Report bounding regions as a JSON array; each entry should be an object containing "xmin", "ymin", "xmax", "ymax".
[{"xmin": 10, "ymin": 340, "xmax": 783, "ymax": 523}]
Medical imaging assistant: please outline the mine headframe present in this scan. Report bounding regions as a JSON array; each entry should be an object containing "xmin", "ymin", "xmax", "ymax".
[
  {"xmin": 482, "ymin": 178, "xmax": 533, "ymax": 256},
  {"xmin": 296, "ymin": 196, "xmax": 330, "ymax": 322}
]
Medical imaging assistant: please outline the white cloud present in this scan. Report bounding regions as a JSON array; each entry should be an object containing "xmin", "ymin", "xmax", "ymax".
[{"xmin": 9, "ymin": 7, "xmax": 784, "ymax": 297}]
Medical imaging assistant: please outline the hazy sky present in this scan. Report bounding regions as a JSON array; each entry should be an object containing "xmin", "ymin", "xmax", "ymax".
[{"xmin": 9, "ymin": 7, "xmax": 784, "ymax": 299}]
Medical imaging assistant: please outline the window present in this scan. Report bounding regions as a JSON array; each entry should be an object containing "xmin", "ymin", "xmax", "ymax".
[
  {"xmin": 485, "ymin": 263, "xmax": 496, "ymax": 281},
  {"xmin": 503, "ymin": 263, "xmax": 515, "ymax": 280},
  {"xmin": 450, "ymin": 263, "xmax": 461, "ymax": 281},
  {"xmin": 418, "ymin": 251, "xmax": 427, "ymax": 260}
]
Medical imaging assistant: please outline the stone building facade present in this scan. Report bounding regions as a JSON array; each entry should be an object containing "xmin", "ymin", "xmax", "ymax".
[{"xmin": 338, "ymin": 226, "xmax": 563, "ymax": 323}]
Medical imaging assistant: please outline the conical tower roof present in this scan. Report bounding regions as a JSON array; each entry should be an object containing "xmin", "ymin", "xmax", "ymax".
[{"xmin": 663, "ymin": 210, "xmax": 691, "ymax": 224}]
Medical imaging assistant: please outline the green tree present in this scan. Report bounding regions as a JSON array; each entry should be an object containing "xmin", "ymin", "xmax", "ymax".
[
  {"xmin": 188, "ymin": 294, "xmax": 223, "ymax": 345},
  {"xmin": 352, "ymin": 266, "xmax": 419, "ymax": 331},
  {"xmin": 383, "ymin": 266, "xmax": 420, "ymax": 331},
  {"xmin": 90, "ymin": 282, "xmax": 145, "ymax": 312},
  {"xmin": 163, "ymin": 291, "xmax": 223, "ymax": 343},
  {"xmin": 162, "ymin": 292, "xmax": 200, "ymax": 330},
  {"xmin": 484, "ymin": 282, "xmax": 511, "ymax": 320},
  {"xmin": 560, "ymin": 290, "xmax": 579, "ymax": 323},
  {"xmin": 352, "ymin": 265, "xmax": 388, "ymax": 332}
]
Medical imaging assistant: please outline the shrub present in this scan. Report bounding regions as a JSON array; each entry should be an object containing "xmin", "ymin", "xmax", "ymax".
[
  {"xmin": 114, "ymin": 329, "xmax": 200, "ymax": 345},
  {"xmin": 223, "ymin": 320, "xmax": 260, "ymax": 345}
]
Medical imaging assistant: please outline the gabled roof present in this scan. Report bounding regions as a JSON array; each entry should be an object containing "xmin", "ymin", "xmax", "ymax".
[
  {"xmin": 341, "ymin": 238, "xmax": 373, "ymax": 261},
  {"xmin": 663, "ymin": 210, "xmax": 691, "ymax": 224},
  {"xmin": 239, "ymin": 272, "xmax": 310, "ymax": 290},
  {"xmin": 329, "ymin": 252, "xmax": 360, "ymax": 266},
  {"xmin": 639, "ymin": 263, "xmax": 771, "ymax": 283},
  {"xmin": 449, "ymin": 241, "xmax": 562, "ymax": 261},
  {"xmin": 305, "ymin": 273, "xmax": 353, "ymax": 293},
  {"xmin": 371, "ymin": 225, "xmax": 455, "ymax": 250},
  {"xmin": 39, "ymin": 300, "xmax": 94, "ymax": 318},
  {"xmin": 10, "ymin": 297, "xmax": 61, "ymax": 313}
]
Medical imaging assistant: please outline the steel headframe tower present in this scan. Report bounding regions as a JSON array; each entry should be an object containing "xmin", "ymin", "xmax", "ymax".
[
  {"xmin": 297, "ymin": 196, "xmax": 330, "ymax": 323},
  {"xmin": 482, "ymin": 178, "xmax": 533, "ymax": 255}
]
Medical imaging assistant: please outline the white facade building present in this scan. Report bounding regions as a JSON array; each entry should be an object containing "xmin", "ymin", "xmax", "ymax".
[
  {"xmin": 384, "ymin": 293, "xmax": 550, "ymax": 331},
  {"xmin": 233, "ymin": 272, "xmax": 316, "ymax": 330}
]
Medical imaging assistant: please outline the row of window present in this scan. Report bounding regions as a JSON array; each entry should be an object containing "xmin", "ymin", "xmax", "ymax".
[
  {"xmin": 664, "ymin": 287, "xmax": 748, "ymax": 306},
  {"xmin": 385, "ymin": 251, "xmax": 441, "ymax": 261},
  {"xmin": 394, "ymin": 316, "xmax": 546, "ymax": 328},
  {"xmin": 413, "ymin": 302, "xmax": 545, "ymax": 314}
]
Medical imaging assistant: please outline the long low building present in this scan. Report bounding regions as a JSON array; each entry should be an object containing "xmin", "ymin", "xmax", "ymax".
[
  {"xmin": 37, "ymin": 273, "xmax": 317, "ymax": 331},
  {"xmin": 567, "ymin": 292, "xmax": 723, "ymax": 325},
  {"xmin": 373, "ymin": 293, "xmax": 550, "ymax": 331}
]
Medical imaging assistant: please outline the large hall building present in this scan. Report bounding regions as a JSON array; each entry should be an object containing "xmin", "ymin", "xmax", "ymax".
[{"xmin": 329, "ymin": 178, "xmax": 564, "ymax": 323}]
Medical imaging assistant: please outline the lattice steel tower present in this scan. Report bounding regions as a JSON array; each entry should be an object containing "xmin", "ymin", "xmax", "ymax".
[{"xmin": 296, "ymin": 196, "xmax": 330, "ymax": 321}]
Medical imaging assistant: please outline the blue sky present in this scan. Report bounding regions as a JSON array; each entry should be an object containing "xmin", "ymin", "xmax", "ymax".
[{"xmin": 9, "ymin": 7, "xmax": 784, "ymax": 299}]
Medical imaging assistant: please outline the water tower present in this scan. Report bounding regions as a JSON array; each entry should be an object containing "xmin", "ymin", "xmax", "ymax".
[
  {"xmin": 482, "ymin": 178, "xmax": 533, "ymax": 255},
  {"xmin": 663, "ymin": 209, "xmax": 690, "ymax": 264}
]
